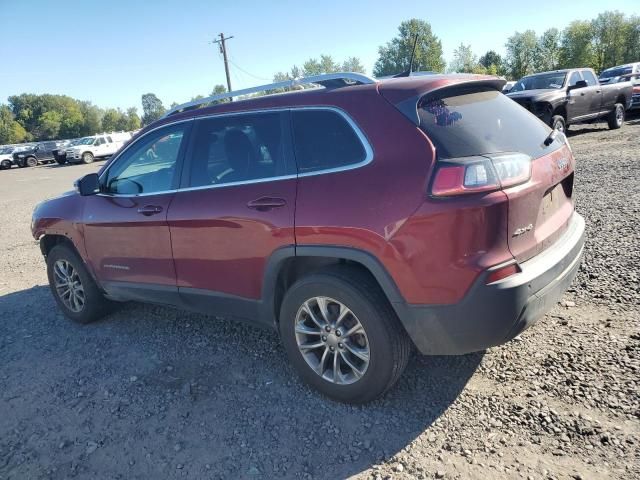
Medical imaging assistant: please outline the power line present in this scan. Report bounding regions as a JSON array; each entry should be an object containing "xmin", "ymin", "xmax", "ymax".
[{"xmin": 227, "ymin": 57, "xmax": 272, "ymax": 82}]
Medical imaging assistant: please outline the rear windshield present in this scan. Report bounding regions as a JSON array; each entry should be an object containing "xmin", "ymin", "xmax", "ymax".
[{"xmin": 418, "ymin": 88, "xmax": 562, "ymax": 160}]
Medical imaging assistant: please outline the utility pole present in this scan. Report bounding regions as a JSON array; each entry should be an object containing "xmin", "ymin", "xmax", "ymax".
[{"xmin": 212, "ymin": 33, "xmax": 234, "ymax": 94}]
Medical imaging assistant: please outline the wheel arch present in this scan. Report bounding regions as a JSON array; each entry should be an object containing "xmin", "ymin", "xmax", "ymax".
[
  {"xmin": 39, "ymin": 233, "xmax": 81, "ymax": 259},
  {"xmin": 262, "ymin": 246, "xmax": 405, "ymax": 328}
]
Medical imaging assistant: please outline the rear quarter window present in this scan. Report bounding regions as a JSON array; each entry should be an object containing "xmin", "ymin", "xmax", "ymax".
[
  {"xmin": 418, "ymin": 88, "xmax": 562, "ymax": 160},
  {"xmin": 292, "ymin": 109, "xmax": 367, "ymax": 173}
]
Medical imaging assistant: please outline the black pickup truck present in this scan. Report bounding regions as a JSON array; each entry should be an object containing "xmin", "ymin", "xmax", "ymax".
[
  {"xmin": 12, "ymin": 141, "xmax": 57, "ymax": 167},
  {"xmin": 507, "ymin": 68, "xmax": 633, "ymax": 132}
]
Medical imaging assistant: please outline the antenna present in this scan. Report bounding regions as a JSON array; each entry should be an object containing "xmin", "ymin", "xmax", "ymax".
[{"xmin": 393, "ymin": 34, "xmax": 420, "ymax": 78}]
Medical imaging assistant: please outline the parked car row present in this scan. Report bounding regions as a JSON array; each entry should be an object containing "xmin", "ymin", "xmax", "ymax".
[
  {"xmin": 505, "ymin": 66, "xmax": 634, "ymax": 132},
  {"xmin": 0, "ymin": 131, "xmax": 134, "ymax": 170}
]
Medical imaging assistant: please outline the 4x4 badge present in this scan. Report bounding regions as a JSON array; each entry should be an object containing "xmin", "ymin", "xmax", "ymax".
[
  {"xmin": 557, "ymin": 158, "xmax": 569, "ymax": 171},
  {"xmin": 513, "ymin": 224, "xmax": 533, "ymax": 237}
]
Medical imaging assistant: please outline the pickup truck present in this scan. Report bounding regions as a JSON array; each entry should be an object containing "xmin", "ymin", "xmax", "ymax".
[
  {"xmin": 65, "ymin": 132, "xmax": 131, "ymax": 164},
  {"xmin": 507, "ymin": 68, "xmax": 633, "ymax": 132},
  {"xmin": 13, "ymin": 141, "xmax": 58, "ymax": 167}
]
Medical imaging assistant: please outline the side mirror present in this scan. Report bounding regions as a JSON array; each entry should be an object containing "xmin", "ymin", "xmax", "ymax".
[
  {"xmin": 75, "ymin": 173, "xmax": 101, "ymax": 196},
  {"xmin": 568, "ymin": 80, "xmax": 588, "ymax": 91}
]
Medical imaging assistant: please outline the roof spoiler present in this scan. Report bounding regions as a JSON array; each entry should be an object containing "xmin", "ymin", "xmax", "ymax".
[{"xmin": 389, "ymin": 78, "xmax": 507, "ymax": 126}]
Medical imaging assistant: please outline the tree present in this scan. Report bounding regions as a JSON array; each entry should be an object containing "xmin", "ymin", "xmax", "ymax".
[
  {"xmin": 123, "ymin": 107, "xmax": 141, "ymax": 131},
  {"xmin": 623, "ymin": 15, "xmax": 640, "ymax": 63},
  {"xmin": 0, "ymin": 105, "xmax": 27, "ymax": 144},
  {"xmin": 38, "ymin": 110, "xmax": 63, "ymax": 139},
  {"xmin": 535, "ymin": 28, "xmax": 562, "ymax": 71},
  {"xmin": 79, "ymin": 101, "xmax": 102, "ymax": 136},
  {"xmin": 302, "ymin": 55, "xmax": 341, "ymax": 76},
  {"xmin": 591, "ymin": 11, "xmax": 628, "ymax": 72},
  {"xmin": 505, "ymin": 30, "xmax": 538, "ymax": 79},
  {"xmin": 102, "ymin": 108, "xmax": 124, "ymax": 132},
  {"xmin": 449, "ymin": 43, "xmax": 477, "ymax": 73},
  {"xmin": 210, "ymin": 84, "xmax": 230, "ymax": 104},
  {"xmin": 341, "ymin": 57, "xmax": 366, "ymax": 73},
  {"xmin": 479, "ymin": 50, "xmax": 502, "ymax": 69},
  {"xmin": 373, "ymin": 19, "xmax": 445, "ymax": 76},
  {"xmin": 141, "ymin": 93, "xmax": 165, "ymax": 126},
  {"xmin": 559, "ymin": 21, "xmax": 594, "ymax": 69}
]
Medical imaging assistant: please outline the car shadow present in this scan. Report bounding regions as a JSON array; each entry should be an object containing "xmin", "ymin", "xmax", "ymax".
[{"xmin": 1, "ymin": 286, "xmax": 483, "ymax": 478}]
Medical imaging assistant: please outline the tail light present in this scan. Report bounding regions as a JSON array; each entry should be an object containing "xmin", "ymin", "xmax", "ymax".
[{"xmin": 430, "ymin": 152, "xmax": 532, "ymax": 197}]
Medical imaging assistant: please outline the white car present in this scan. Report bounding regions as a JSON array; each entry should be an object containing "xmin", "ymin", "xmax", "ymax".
[
  {"xmin": 0, "ymin": 148, "xmax": 13, "ymax": 170},
  {"xmin": 66, "ymin": 132, "xmax": 132, "ymax": 164}
]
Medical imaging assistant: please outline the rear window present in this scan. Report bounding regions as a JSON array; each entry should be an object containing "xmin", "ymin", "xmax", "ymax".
[{"xmin": 418, "ymin": 88, "xmax": 562, "ymax": 160}]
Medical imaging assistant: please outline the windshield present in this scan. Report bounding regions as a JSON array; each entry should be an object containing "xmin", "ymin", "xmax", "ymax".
[
  {"xmin": 600, "ymin": 67, "xmax": 632, "ymax": 79},
  {"xmin": 510, "ymin": 73, "xmax": 566, "ymax": 92},
  {"xmin": 78, "ymin": 137, "xmax": 95, "ymax": 145}
]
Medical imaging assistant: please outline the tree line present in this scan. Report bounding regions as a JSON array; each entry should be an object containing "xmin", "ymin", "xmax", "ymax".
[{"xmin": 1, "ymin": 10, "xmax": 637, "ymax": 145}]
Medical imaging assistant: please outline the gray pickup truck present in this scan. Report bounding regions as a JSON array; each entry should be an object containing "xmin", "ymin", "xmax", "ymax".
[{"xmin": 507, "ymin": 68, "xmax": 633, "ymax": 132}]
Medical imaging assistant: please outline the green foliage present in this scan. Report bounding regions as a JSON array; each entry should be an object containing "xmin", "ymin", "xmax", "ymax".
[
  {"xmin": 558, "ymin": 20, "xmax": 595, "ymax": 70},
  {"xmin": 591, "ymin": 11, "xmax": 629, "ymax": 72},
  {"xmin": 535, "ymin": 28, "xmax": 562, "ymax": 71},
  {"xmin": 505, "ymin": 30, "xmax": 538, "ymax": 79},
  {"xmin": 449, "ymin": 44, "xmax": 477, "ymax": 73},
  {"xmin": 373, "ymin": 19, "xmax": 446, "ymax": 76},
  {"xmin": 0, "ymin": 105, "xmax": 27, "ymax": 144},
  {"xmin": 141, "ymin": 93, "xmax": 165, "ymax": 126}
]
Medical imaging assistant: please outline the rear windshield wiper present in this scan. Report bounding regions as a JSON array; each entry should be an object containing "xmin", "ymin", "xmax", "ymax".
[{"xmin": 543, "ymin": 129, "xmax": 558, "ymax": 147}]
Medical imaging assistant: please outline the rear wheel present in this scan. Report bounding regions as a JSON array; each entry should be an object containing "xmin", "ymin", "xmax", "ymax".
[
  {"xmin": 608, "ymin": 103, "xmax": 624, "ymax": 130},
  {"xmin": 551, "ymin": 115, "xmax": 566, "ymax": 132},
  {"xmin": 55, "ymin": 156, "xmax": 67, "ymax": 165},
  {"xmin": 46, "ymin": 244, "xmax": 113, "ymax": 324},
  {"xmin": 0, "ymin": 159, "xmax": 11, "ymax": 170},
  {"xmin": 25, "ymin": 156, "xmax": 38, "ymax": 167},
  {"xmin": 279, "ymin": 266, "xmax": 412, "ymax": 403},
  {"xmin": 82, "ymin": 152, "xmax": 94, "ymax": 164}
]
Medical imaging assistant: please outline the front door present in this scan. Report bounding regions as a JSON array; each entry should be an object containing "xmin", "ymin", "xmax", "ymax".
[
  {"xmin": 566, "ymin": 71, "xmax": 590, "ymax": 121},
  {"xmin": 83, "ymin": 121, "xmax": 191, "ymax": 301},
  {"xmin": 167, "ymin": 111, "xmax": 296, "ymax": 322}
]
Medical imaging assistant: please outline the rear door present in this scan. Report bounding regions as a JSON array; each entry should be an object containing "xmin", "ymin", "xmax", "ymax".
[
  {"xmin": 167, "ymin": 110, "xmax": 296, "ymax": 318},
  {"xmin": 416, "ymin": 87, "xmax": 575, "ymax": 263},
  {"xmin": 83, "ymin": 122, "xmax": 191, "ymax": 300}
]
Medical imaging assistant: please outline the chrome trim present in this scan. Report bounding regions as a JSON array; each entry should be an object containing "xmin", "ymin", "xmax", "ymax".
[
  {"xmin": 97, "ymin": 106, "xmax": 373, "ymax": 198},
  {"xmin": 163, "ymin": 72, "xmax": 377, "ymax": 117}
]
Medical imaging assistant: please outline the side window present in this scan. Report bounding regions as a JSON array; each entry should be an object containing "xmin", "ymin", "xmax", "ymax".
[
  {"xmin": 107, "ymin": 136, "xmax": 113, "ymax": 142},
  {"xmin": 188, "ymin": 111, "xmax": 287, "ymax": 187},
  {"xmin": 104, "ymin": 124, "xmax": 186, "ymax": 195},
  {"xmin": 582, "ymin": 70, "xmax": 597, "ymax": 86},
  {"xmin": 568, "ymin": 72, "xmax": 582, "ymax": 87},
  {"xmin": 96, "ymin": 137, "xmax": 106, "ymax": 146},
  {"xmin": 292, "ymin": 109, "xmax": 367, "ymax": 173}
]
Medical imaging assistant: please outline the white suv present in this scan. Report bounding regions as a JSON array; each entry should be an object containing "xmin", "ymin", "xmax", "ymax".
[{"xmin": 66, "ymin": 132, "xmax": 131, "ymax": 164}]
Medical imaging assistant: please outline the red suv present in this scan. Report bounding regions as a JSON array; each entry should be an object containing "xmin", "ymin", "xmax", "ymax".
[{"xmin": 32, "ymin": 73, "xmax": 585, "ymax": 403}]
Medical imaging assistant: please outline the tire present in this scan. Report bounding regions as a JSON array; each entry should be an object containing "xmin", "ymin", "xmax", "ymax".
[
  {"xmin": 0, "ymin": 159, "xmax": 11, "ymax": 170},
  {"xmin": 46, "ymin": 244, "xmax": 113, "ymax": 324},
  {"xmin": 279, "ymin": 265, "xmax": 412, "ymax": 403},
  {"xmin": 25, "ymin": 156, "xmax": 38, "ymax": 167},
  {"xmin": 55, "ymin": 156, "xmax": 67, "ymax": 165},
  {"xmin": 551, "ymin": 115, "xmax": 566, "ymax": 132},
  {"xmin": 608, "ymin": 103, "xmax": 624, "ymax": 130},
  {"xmin": 82, "ymin": 152, "xmax": 94, "ymax": 164}
]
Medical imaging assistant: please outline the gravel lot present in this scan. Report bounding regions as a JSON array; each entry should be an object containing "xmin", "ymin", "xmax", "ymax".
[{"xmin": 1, "ymin": 117, "xmax": 639, "ymax": 480}]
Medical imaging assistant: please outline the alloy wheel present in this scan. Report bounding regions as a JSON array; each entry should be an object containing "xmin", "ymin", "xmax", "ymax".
[
  {"xmin": 294, "ymin": 296, "xmax": 370, "ymax": 385},
  {"xmin": 53, "ymin": 259, "xmax": 85, "ymax": 312}
]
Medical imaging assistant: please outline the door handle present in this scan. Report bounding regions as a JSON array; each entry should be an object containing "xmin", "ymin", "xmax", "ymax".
[
  {"xmin": 247, "ymin": 197, "xmax": 286, "ymax": 211},
  {"xmin": 137, "ymin": 205, "xmax": 163, "ymax": 216}
]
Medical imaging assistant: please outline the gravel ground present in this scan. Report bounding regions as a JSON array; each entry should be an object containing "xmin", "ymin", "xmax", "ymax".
[{"xmin": 1, "ymin": 116, "xmax": 638, "ymax": 480}]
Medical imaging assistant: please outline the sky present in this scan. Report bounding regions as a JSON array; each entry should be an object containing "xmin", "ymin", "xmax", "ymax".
[{"xmin": 0, "ymin": 0, "xmax": 638, "ymax": 111}]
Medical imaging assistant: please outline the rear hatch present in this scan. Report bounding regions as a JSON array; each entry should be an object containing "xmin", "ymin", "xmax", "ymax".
[{"xmin": 412, "ymin": 84, "xmax": 575, "ymax": 263}]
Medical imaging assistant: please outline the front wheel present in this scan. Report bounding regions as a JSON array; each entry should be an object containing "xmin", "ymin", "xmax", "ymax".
[
  {"xmin": 82, "ymin": 152, "xmax": 94, "ymax": 164},
  {"xmin": 46, "ymin": 244, "xmax": 113, "ymax": 324},
  {"xmin": 25, "ymin": 156, "xmax": 38, "ymax": 167},
  {"xmin": 551, "ymin": 115, "xmax": 566, "ymax": 132},
  {"xmin": 279, "ymin": 266, "xmax": 412, "ymax": 403},
  {"xmin": 0, "ymin": 159, "xmax": 11, "ymax": 170},
  {"xmin": 55, "ymin": 156, "xmax": 67, "ymax": 165},
  {"xmin": 608, "ymin": 103, "xmax": 624, "ymax": 130}
]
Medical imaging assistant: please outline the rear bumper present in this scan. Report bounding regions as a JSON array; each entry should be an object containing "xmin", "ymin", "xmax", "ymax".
[{"xmin": 396, "ymin": 212, "xmax": 585, "ymax": 355}]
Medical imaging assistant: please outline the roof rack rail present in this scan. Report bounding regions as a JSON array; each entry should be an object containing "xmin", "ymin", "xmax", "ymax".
[{"xmin": 163, "ymin": 72, "xmax": 377, "ymax": 117}]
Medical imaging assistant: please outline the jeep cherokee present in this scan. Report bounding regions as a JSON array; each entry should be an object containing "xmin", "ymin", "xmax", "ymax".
[{"xmin": 32, "ymin": 73, "xmax": 585, "ymax": 403}]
